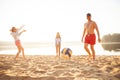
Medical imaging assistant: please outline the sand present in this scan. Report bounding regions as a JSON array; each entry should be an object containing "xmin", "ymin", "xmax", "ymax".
[{"xmin": 0, "ymin": 55, "xmax": 120, "ymax": 80}]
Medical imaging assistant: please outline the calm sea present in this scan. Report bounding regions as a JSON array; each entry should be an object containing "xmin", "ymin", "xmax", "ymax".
[{"xmin": 0, "ymin": 41, "xmax": 120, "ymax": 55}]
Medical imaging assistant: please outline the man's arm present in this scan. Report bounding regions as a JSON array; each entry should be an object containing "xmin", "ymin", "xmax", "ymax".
[
  {"xmin": 95, "ymin": 23, "xmax": 101, "ymax": 42},
  {"xmin": 81, "ymin": 25, "xmax": 86, "ymax": 42}
]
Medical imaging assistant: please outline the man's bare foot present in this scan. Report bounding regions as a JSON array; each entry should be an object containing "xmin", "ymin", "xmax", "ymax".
[
  {"xmin": 86, "ymin": 55, "xmax": 92, "ymax": 60},
  {"xmin": 22, "ymin": 57, "xmax": 27, "ymax": 60},
  {"xmin": 14, "ymin": 57, "xmax": 17, "ymax": 61}
]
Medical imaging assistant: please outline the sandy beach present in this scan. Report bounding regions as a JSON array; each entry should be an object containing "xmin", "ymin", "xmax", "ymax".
[{"xmin": 0, "ymin": 55, "xmax": 120, "ymax": 80}]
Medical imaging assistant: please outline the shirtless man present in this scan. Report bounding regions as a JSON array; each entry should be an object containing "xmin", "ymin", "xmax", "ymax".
[{"xmin": 81, "ymin": 13, "xmax": 101, "ymax": 60}]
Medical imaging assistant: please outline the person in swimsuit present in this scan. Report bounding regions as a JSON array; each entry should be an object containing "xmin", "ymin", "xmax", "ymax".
[
  {"xmin": 55, "ymin": 32, "xmax": 61, "ymax": 58},
  {"xmin": 61, "ymin": 48, "xmax": 72, "ymax": 60},
  {"xmin": 81, "ymin": 13, "xmax": 101, "ymax": 60},
  {"xmin": 10, "ymin": 25, "xmax": 26, "ymax": 60}
]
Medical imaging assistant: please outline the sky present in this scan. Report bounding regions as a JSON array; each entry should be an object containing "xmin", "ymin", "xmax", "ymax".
[{"xmin": 0, "ymin": 0, "xmax": 120, "ymax": 42}]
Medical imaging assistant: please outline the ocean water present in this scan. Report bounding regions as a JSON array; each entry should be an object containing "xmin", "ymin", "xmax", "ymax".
[{"xmin": 0, "ymin": 42, "xmax": 120, "ymax": 55}]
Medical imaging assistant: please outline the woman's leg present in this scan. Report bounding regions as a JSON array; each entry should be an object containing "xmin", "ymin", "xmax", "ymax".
[
  {"xmin": 56, "ymin": 45, "xmax": 60, "ymax": 56},
  {"xmin": 14, "ymin": 46, "xmax": 21, "ymax": 60},
  {"xmin": 21, "ymin": 46, "xmax": 26, "ymax": 60}
]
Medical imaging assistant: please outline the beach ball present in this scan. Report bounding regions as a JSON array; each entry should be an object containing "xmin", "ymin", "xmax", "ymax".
[{"xmin": 61, "ymin": 48, "xmax": 72, "ymax": 60}]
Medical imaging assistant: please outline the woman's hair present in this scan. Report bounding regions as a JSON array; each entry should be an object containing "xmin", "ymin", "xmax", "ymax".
[
  {"xmin": 11, "ymin": 27, "xmax": 16, "ymax": 32},
  {"xmin": 56, "ymin": 32, "xmax": 61, "ymax": 38}
]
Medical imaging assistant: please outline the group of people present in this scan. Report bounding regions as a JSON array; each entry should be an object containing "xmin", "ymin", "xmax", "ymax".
[
  {"xmin": 10, "ymin": 13, "xmax": 101, "ymax": 61},
  {"xmin": 55, "ymin": 13, "xmax": 101, "ymax": 60}
]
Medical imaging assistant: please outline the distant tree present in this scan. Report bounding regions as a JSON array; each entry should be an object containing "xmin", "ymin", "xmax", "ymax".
[{"xmin": 101, "ymin": 33, "xmax": 120, "ymax": 51}]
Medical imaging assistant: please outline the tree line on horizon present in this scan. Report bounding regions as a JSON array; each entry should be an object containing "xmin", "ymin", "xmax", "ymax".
[{"xmin": 101, "ymin": 33, "xmax": 120, "ymax": 51}]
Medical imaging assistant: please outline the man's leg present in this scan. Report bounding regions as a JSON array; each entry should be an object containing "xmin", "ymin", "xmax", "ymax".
[
  {"xmin": 84, "ymin": 43, "xmax": 91, "ymax": 59},
  {"xmin": 90, "ymin": 45, "xmax": 95, "ymax": 60}
]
